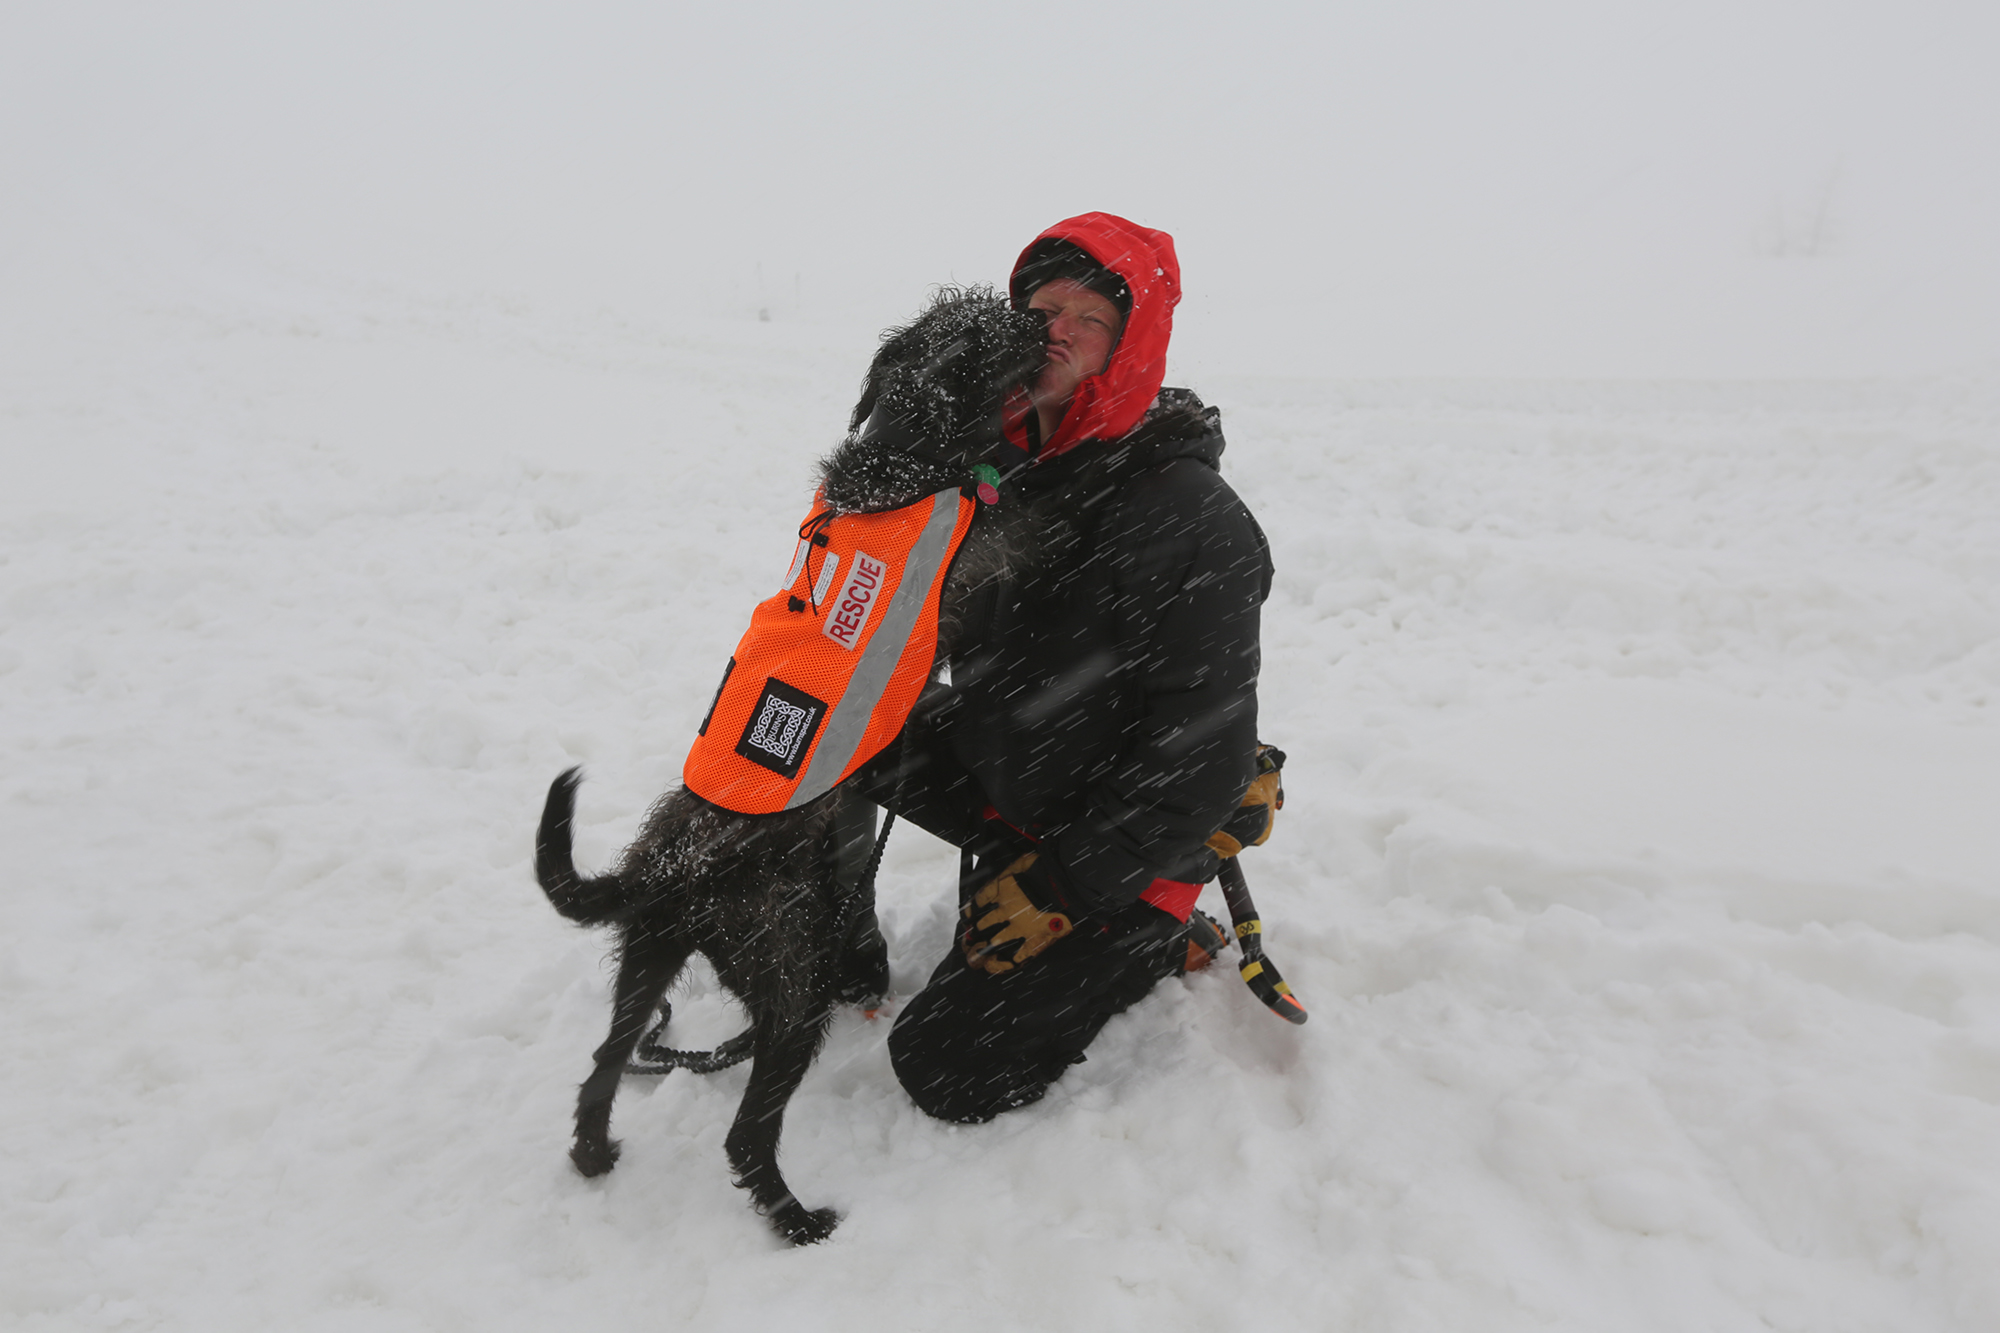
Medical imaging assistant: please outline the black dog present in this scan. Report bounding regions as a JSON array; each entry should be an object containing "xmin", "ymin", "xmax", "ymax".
[{"xmin": 533, "ymin": 288, "xmax": 1047, "ymax": 1245}]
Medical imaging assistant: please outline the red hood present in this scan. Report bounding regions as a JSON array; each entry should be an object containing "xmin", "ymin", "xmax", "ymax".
[{"xmin": 1007, "ymin": 213, "xmax": 1181, "ymax": 458}]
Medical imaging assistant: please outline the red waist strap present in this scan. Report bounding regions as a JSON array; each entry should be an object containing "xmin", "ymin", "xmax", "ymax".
[{"xmin": 1138, "ymin": 877, "xmax": 1203, "ymax": 922}]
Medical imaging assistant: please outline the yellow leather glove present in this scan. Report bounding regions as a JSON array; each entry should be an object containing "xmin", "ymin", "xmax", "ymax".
[
  {"xmin": 960, "ymin": 853, "xmax": 1075, "ymax": 974},
  {"xmin": 1205, "ymin": 743, "xmax": 1286, "ymax": 858}
]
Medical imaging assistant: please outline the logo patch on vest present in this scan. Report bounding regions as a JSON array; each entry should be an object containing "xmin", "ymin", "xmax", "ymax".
[
  {"xmin": 822, "ymin": 550, "xmax": 888, "ymax": 651},
  {"xmin": 735, "ymin": 677, "xmax": 826, "ymax": 778}
]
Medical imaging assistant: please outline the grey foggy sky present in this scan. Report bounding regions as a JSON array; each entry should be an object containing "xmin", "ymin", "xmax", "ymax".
[{"xmin": 5, "ymin": 0, "xmax": 1997, "ymax": 377}]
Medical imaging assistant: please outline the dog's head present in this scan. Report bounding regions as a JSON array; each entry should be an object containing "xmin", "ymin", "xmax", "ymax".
[{"xmin": 818, "ymin": 286, "xmax": 1047, "ymax": 513}]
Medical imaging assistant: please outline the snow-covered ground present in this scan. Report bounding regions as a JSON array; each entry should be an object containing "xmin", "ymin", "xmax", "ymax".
[{"xmin": 5, "ymin": 259, "xmax": 1998, "ymax": 1330}]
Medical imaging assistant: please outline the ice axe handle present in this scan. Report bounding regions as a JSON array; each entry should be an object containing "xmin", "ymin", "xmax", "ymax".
[{"xmin": 1217, "ymin": 859, "xmax": 1307, "ymax": 1025}]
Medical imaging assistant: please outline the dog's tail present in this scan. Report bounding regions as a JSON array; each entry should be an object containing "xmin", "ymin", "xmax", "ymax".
[{"xmin": 535, "ymin": 767, "xmax": 630, "ymax": 924}]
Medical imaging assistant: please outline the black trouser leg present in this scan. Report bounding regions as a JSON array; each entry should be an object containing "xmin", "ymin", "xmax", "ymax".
[
  {"xmin": 887, "ymin": 899, "xmax": 1185, "ymax": 1123},
  {"xmin": 856, "ymin": 693, "xmax": 1190, "ymax": 1120}
]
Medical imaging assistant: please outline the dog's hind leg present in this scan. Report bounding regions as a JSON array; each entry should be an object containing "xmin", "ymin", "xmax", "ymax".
[
  {"xmin": 726, "ymin": 1017, "xmax": 839, "ymax": 1245},
  {"xmin": 572, "ymin": 924, "xmax": 690, "ymax": 1178}
]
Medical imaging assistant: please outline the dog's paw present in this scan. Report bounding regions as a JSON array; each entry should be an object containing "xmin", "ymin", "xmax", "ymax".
[
  {"xmin": 569, "ymin": 1135, "xmax": 622, "ymax": 1178},
  {"xmin": 773, "ymin": 1204, "xmax": 841, "ymax": 1246}
]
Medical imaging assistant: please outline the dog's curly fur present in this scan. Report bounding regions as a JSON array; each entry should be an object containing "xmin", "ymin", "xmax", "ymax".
[{"xmin": 533, "ymin": 287, "xmax": 1047, "ymax": 1246}]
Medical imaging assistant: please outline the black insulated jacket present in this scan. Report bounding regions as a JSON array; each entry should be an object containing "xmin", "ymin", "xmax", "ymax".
[{"xmin": 936, "ymin": 388, "xmax": 1273, "ymax": 912}]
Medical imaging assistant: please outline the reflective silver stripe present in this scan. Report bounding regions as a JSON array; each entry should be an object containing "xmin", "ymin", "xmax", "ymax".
[{"xmin": 785, "ymin": 489, "xmax": 960, "ymax": 809}]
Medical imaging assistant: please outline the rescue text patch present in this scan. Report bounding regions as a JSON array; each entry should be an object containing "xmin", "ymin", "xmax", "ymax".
[{"xmin": 821, "ymin": 550, "xmax": 889, "ymax": 651}]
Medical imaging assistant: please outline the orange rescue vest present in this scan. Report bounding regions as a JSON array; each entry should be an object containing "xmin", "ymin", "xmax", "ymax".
[{"xmin": 684, "ymin": 488, "xmax": 975, "ymax": 814}]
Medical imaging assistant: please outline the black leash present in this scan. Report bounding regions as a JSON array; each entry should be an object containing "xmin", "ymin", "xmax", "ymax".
[
  {"xmin": 1217, "ymin": 858, "xmax": 1308, "ymax": 1025},
  {"xmin": 626, "ymin": 1010, "xmax": 756, "ymax": 1075},
  {"xmin": 858, "ymin": 811, "xmax": 896, "ymax": 901},
  {"xmin": 626, "ymin": 811, "xmax": 898, "ymax": 1077}
]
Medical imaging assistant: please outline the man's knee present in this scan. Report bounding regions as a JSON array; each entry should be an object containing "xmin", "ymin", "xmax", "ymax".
[
  {"xmin": 886, "ymin": 905, "xmax": 1178, "ymax": 1122},
  {"xmin": 888, "ymin": 977, "xmax": 1066, "ymax": 1123}
]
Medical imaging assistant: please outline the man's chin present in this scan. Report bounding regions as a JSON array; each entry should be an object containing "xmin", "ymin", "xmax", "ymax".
[{"xmin": 1033, "ymin": 369, "xmax": 1079, "ymax": 405}]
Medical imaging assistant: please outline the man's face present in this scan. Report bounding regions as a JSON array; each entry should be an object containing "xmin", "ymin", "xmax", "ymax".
[{"xmin": 1027, "ymin": 278, "xmax": 1124, "ymax": 408}]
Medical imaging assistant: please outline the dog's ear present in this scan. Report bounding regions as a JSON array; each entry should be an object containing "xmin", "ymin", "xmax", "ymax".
[
  {"xmin": 849, "ymin": 312, "xmax": 934, "ymax": 437},
  {"xmin": 847, "ymin": 369, "xmax": 881, "ymax": 436}
]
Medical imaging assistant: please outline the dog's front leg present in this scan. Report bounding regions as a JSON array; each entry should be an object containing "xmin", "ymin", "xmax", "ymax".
[
  {"xmin": 572, "ymin": 931, "xmax": 690, "ymax": 1177},
  {"xmin": 726, "ymin": 1017, "xmax": 837, "ymax": 1244},
  {"xmin": 828, "ymin": 796, "xmax": 889, "ymax": 1007}
]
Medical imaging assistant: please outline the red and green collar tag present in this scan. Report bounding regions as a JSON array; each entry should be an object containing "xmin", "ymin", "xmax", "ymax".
[{"xmin": 971, "ymin": 464, "xmax": 1001, "ymax": 506}]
